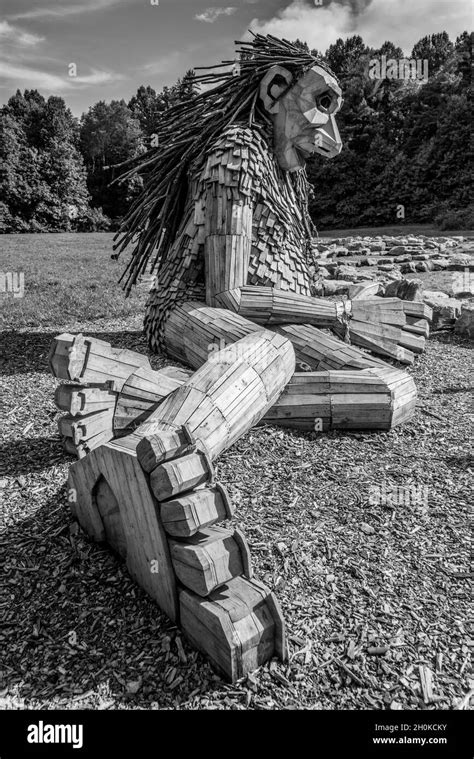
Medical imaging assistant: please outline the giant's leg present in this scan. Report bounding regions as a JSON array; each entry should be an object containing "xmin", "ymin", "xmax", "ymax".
[
  {"xmin": 50, "ymin": 300, "xmax": 419, "ymax": 459},
  {"xmin": 163, "ymin": 302, "xmax": 417, "ymax": 431},
  {"xmin": 264, "ymin": 365, "xmax": 417, "ymax": 431},
  {"xmin": 66, "ymin": 325, "xmax": 294, "ymax": 681}
]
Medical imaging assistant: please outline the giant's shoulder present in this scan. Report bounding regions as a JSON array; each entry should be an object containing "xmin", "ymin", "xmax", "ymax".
[
  {"xmin": 202, "ymin": 124, "xmax": 271, "ymax": 162},
  {"xmin": 193, "ymin": 123, "xmax": 273, "ymax": 192}
]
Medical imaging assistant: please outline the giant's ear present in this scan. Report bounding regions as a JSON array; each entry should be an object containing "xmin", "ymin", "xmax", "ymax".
[{"xmin": 259, "ymin": 65, "xmax": 293, "ymax": 114}]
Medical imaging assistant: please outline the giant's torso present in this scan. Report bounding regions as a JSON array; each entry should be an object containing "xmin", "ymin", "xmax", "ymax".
[{"xmin": 145, "ymin": 125, "xmax": 314, "ymax": 352}]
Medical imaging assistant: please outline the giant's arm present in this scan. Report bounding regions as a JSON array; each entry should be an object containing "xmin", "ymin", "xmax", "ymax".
[
  {"xmin": 201, "ymin": 161, "xmax": 346, "ymax": 327},
  {"xmin": 199, "ymin": 158, "xmax": 426, "ymax": 364}
]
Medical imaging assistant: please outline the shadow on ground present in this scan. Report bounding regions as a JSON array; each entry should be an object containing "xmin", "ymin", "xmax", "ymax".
[
  {"xmin": 0, "ymin": 436, "xmax": 71, "ymax": 477},
  {"xmin": 1, "ymin": 483, "xmax": 221, "ymax": 708}
]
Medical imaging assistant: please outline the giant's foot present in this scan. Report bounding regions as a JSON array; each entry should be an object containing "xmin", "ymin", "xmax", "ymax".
[
  {"xmin": 69, "ymin": 432, "xmax": 286, "ymax": 680},
  {"xmin": 66, "ymin": 327, "xmax": 294, "ymax": 681},
  {"xmin": 49, "ymin": 333, "xmax": 190, "ymax": 457}
]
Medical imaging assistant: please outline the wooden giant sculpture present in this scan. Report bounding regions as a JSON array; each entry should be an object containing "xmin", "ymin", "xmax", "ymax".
[{"xmin": 49, "ymin": 36, "xmax": 432, "ymax": 680}]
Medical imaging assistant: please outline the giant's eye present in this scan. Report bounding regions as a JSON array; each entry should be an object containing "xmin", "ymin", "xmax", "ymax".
[{"xmin": 316, "ymin": 90, "xmax": 335, "ymax": 113}]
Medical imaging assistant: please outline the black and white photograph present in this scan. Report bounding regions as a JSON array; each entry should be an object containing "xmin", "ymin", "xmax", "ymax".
[{"xmin": 0, "ymin": 0, "xmax": 472, "ymax": 752}]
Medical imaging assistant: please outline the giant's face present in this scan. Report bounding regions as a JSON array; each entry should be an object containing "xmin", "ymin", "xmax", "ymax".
[
  {"xmin": 260, "ymin": 63, "xmax": 343, "ymax": 170},
  {"xmin": 279, "ymin": 65, "xmax": 343, "ymax": 160}
]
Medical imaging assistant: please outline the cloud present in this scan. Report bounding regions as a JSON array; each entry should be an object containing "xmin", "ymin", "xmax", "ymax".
[
  {"xmin": 0, "ymin": 20, "xmax": 44, "ymax": 46},
  {"xmin": 8, "ymin": 0, "xmax": 122, "ymax": 22},
  {"xmin": 248, "ymin": 1, "xmax": 351, "ymax": 51},
  {"xmin": 0, "ymin": 62, "xmax": 73, "ymax": 90},
  {"xmin": 73, "ymin": 69, "xmax": 124, "ymax": 85},
  {"xmin": 0, "ymin": 14, "xmax": 123, "ymax": 94},
  {"xmin": 336, "ymin": 0, "xmax": 373, "ymax": 14},
  {"xmin": 249, "ymin": 0, "xmax": 472, "ymax": 54},
  {"xmin": 1, "ymin": 7, "xmax": 126, "ymax": 96},
  {"xmin": 142, "ymin": 51, "xmax": 182, "ymax": 75},
  {"xmin": 195, "ymin": 6, "xmax": 237, "ymax": 23},
  {"xmin": 0, "ymin": 60, "xmax": 124, "ymax": 92}
]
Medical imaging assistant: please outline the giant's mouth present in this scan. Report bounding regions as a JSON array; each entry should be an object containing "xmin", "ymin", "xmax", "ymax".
[{"xmin": 295, "ymin": 133, "xmax": 331, "ymax": 160}]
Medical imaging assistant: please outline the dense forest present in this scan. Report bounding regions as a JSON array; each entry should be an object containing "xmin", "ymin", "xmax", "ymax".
[{"xmin": 0, "ymin": 31, "xmax": 472, "ymax": 233}]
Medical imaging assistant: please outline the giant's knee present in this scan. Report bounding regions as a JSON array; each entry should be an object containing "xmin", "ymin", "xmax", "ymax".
[{"xmin": 163, "ymin": 300, "xmax": 262, "ymax": 367}]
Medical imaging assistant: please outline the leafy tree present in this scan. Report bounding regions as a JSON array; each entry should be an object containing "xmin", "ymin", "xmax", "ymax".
[
  {"xmin": 173, "ymin": 69, "xmax": 199, "ymax": 103},
  {"xmin": 128, "ymin": 85, "xmax": 163, "ymax": 136},
  {"xmin": 0, "ymin": 90, "xmax": 95, "ymax": 231},
  {"xmin": 411, "ymin": 32, "xmax": 454, "ymax": 75},
  {"xmin": 325, "ymin": 35, "xmax": 369, "ymax": 77},
  {"xmin": 80, "ymin": 99, "xmax": 144, "ymax": 219},
  {"xmin": 453, "ymin": 31, "xmax": 472, "ymax": 87},
  {"xmin": 128, "ymin": 70, "xmax": 198, "ymax": 138}
]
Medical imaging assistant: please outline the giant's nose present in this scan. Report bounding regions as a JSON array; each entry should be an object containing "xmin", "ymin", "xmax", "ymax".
[
  {"xmin": 314, "ymin": 115, "xmax": 342, "ymax": 158},
  {"xmin": 303, "ymin": 105, "xmax": 329, "ymax": 126}
]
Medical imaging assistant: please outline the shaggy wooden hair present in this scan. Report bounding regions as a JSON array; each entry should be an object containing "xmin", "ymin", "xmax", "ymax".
[{"xmin": 113, "ymin": 33, "xmax": 335, "ymax": 292}]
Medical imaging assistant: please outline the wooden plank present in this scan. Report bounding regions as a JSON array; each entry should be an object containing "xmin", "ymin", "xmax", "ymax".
[
  {"xmin": 58, "ymin": 408, "xmax": 114, "ymax": 445},
  {"xmin": 69, "ymin": 440, "xmax": 178, "ymax": 621},
  {"xmin": 49, "ymin": 333, "xmax": 151, "ymax": 388},
  {"xmin": 170, "ymin": 526, "xmax": 247, "ymax": 597},
  {"xmin": 160, "ymin": 484, "xmax": 233, "ymax": 537},
  {"xmin": 349, "ymin": 329, "xmax": 415, "ymax": 365},
  {"xmin": 150, "ymin": 450, "xmax": 213, "ymax": 501},
  {"xmin": 179, "ymin": 575, "xmax": 283, "ymax": 681},
  {"xmin": 55, "ymin": 384, "xmax": 117, "ymax": 416},
  {"xmin": 350, "ymin": 320, "xmax": 425, "ymax": 354},
  {"xmin": 404, "ymin": 316, "xmax": 430, "ymax": 337},
  {"xmin": 401, "ymin": 301, "xmax": 433, "ymax": 321},
  {"xmin": 351, "ymin": 308, "xmax": 407, "ymax": 327}
]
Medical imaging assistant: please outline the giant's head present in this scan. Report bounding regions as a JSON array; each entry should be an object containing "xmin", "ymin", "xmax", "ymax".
[{"xmin": 259, "ymin": 63, "xmax": 343, "ymax": 170}]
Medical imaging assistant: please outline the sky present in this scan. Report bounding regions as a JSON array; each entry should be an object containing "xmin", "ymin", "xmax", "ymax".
[{"xmin": 0, "ymin": 0, "xmax": 470, "ymax": 116}]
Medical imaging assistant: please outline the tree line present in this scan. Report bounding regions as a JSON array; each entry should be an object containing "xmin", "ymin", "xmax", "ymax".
[
  {"xmin": 0, "ymin": 71, "xmax": 198, "ymax": 233},
  {"xmin": 0, "ymin": 31, "xmax": 471, "ymax": 234}
]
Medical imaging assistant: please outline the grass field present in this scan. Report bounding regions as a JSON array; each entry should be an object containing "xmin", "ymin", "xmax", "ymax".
[
  {"xmin": 1, "ymin": 233, "xmax": 472, "ymax": 710},
  {"xmin": 0, "ymin": 233, "xmax": 145, "ymax": 331}
]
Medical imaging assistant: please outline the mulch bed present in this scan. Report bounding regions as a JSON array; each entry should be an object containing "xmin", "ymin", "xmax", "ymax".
[{"xmin": 1, "ymin": 317, "xmax": 472, "ymax": 710}]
